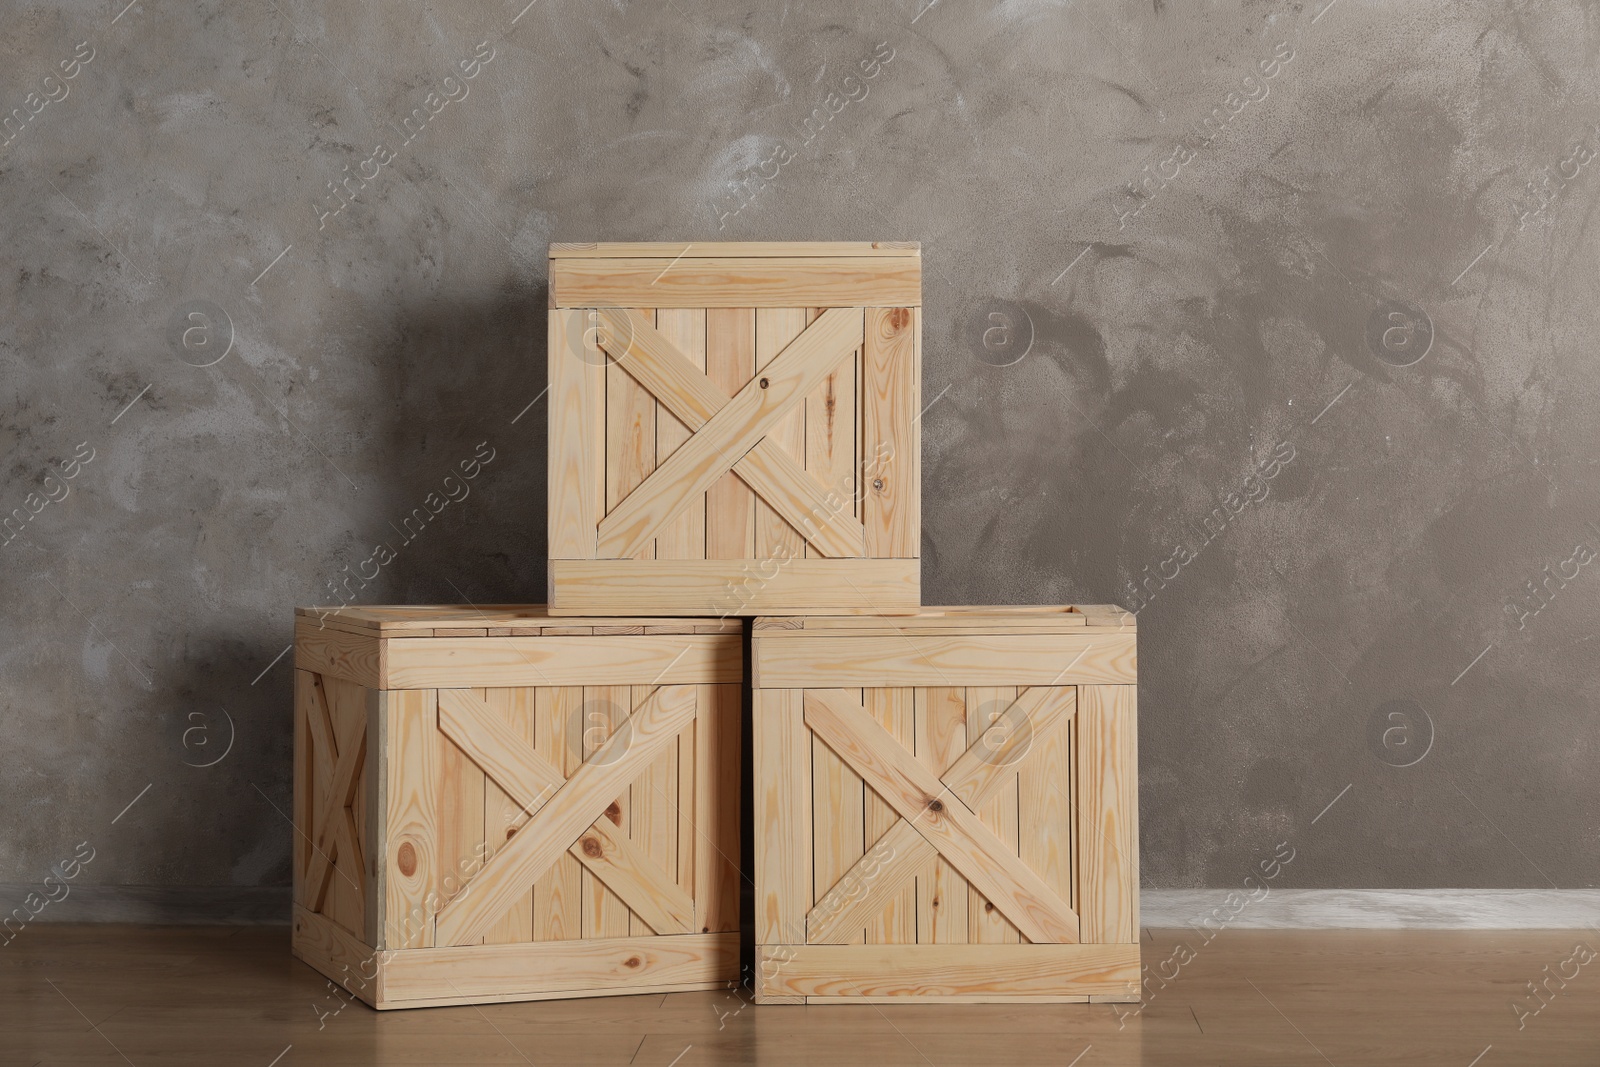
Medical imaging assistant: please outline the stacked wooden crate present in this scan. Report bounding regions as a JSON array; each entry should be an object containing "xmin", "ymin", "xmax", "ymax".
[{"xmin": 291, "ymin": 242, "xmax": 1139, "ymax": 1009}]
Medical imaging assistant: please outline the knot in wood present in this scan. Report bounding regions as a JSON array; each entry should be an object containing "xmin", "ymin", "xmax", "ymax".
[
  {"xmin": 397, "ymin": 842, "xmax": 417, "ymax": 877},
  {"xmin": 605, "ymin": 801, "xmax": 623, "ymax": 825},
  {"xmin": 927, "ymin": 798, "xmax": 944, "ymax": 813},
  {"xmin": 759, "ymin": 377, "xmax": 770, "ymax": 389},
  {"xmin": 623, "ymin": 956, "xmax": 642, "ymax": 968},
  {"xmin": 581, "ymin": 837, "xmax": 603, "ymax": 858}
]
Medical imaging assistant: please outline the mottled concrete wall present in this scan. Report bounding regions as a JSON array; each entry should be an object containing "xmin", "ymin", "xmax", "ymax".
[{"xmin": 2, "ymin": 0, "xmax": 1595, "ymax": 905}]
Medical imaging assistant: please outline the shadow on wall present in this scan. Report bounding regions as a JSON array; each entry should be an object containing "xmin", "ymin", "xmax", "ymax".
[{"xmin": 332, "ymin": 282, "xmax": 551, "ymax": 612}]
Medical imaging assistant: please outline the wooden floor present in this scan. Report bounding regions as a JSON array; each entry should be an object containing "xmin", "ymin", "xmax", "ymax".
[{"xmin": 3, "ymin": 925, "xmax": 1598, "ymax": 1065}]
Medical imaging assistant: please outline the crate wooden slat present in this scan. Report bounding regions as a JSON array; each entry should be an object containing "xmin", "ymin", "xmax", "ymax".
[
  {"xmin": 291, "ymin": 606, "xmax": 741, "ymax": 1009},
  {"xmin": 751, "ymin": 605, "xmax": 1140, "ymax": 1004},
  {"xmin": 548, "ymin": 241, "xmax": 921, "ymax": 615}
]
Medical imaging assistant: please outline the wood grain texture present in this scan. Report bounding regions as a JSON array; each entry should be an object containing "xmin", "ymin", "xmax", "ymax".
[
  {"xmin": 435, "ymin": 685, "xmax": 697, "ymax": 947},
  {"xmin": 756, "ymin": 307, "xmax": 809, "ymax": 562},
  {"xmin": 438, "ymin": 706, "xmax": 486, "ymax": 943},
  {"xmin": 533, "ymin": 686, "xmax": 583, "ymax": 941},
  {"xmin": 481, "ymin": 689, "xmax": 536, "ymax": 947},
  {"xmin": 652, "ymin": 307, "xmax": 707, "ymax": 560},
  {"xmin": 862, "ymin": 307, "xmax": 919, "ymax": 558},
  {"xmin": 552, "ymin": 558, "xmax": 918, "ymax": 616},
  {"xmin": 806, "ymin": 310, "xmax": 857, "ymax": 559},
  {"xmin": 803, "ymin": 690, "xmax": 1079, "ymax": 945},
  {"xmin": 916, "ymin": 686, "xmax": 969, "ymax": 945},
  {"xmin": 569, "ymin": 815, "xmax": 693, "ymax": 936},
  {"xmin": 291, "ymin": 903, "xmax": 381, "ymax": 1008},
  {"xmin": 548, "ymin": 309, "xmax": 605, "ymax": 559},
  {"xmin": 607, "ymin": 308, "xmax": 658, "ymax": 561},
  {"xmin": 967, "ymin": 686, "xmax": 1021, "ymax": 945},
  {"xmin": 1077, "ymin": 685, "xmax": 1139, "ymax": 945},
  {"xmin": 754, "ymin": 632, "xmax": 1135, "ymax": 688},
  {"xmin": 812, "ymin": 724, "xmax": 865, "ymax": 945},
  {"xmin": 1019, "ymin": 687, "xmax": 1075, "ymax": 916},
  {"xmin": 295, "ymin": 617, "xmax": 382, "ymax": 688},
  {"xmin": 864, "ymin": 688, "xmax": 916, "ymax": 944},
  {"xmin": 596, "ymin": 307, "xmax": 864, "ymax": 558},
  {"xmin": 381, "ymin": 933, "xmax": 739, "ymax": 1007},
  {"xmin": 379, "ymin": 688, "xmax": 438, "ymax": 950},
  {"xmin": 754, "ymin": 688, "xmax": 809, "ymax": 946},
  {"xmin": 629, "ymin": 682, "xmax": 678, "ymax": 936},
  {"xmin": 757, "ymin": 944, "xmax": 1140, "ymax": 1001},
  {"xmin": 704, "ymin": 682, "xmax": 742, "ymax": 934},
  {"xmin": 583, "ymin": 685, "xmax": 633, "ymax": 940},
  {"xmin": 384, "ymin": 634, "xmax": 741, "ymax": 688},
  {"xmin": 596, "ymin": 308, "xmax": 863, "ymax": 559},
  {"xmin": 704, "ymin": 308, "xmax": 756, "ymax": 560},
  {"xmin": 551, "ymin": 257, "xmax": 920, "ymax": 308},
  {"xmin": 292, "ymin": 671, "xmax": 315, "ymax": 910}
]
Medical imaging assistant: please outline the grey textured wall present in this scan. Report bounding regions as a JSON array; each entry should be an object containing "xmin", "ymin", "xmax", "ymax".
[{"xmin": 3, "ymin": 0, "xmax": 1597, "ymax": 910}]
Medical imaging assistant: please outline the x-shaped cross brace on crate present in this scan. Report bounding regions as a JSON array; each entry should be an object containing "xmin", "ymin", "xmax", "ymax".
[
  {"xmin": 592, "ymin": 306, "xmax": 867, "ymax": 560},
  {"xmin": 802, "ymin": 686, "xmax": 1082, "ymax": 945},
  {"xmin": 432, "ymin": 685, "xmax": 698, "ymax": 947}
]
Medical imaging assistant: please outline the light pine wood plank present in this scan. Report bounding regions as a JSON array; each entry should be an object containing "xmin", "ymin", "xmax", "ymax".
[
  {"xmin": 595, "ymin": 308, "xmax": 864, "ymax": 558},
  {"xmin": 967, "ymin": 687, "xmax": 1021, "ymax": 945},
  {"xmin": 1019, "ymin": 687, "xmax": 1075, "ymax": 917},
  {"xmin": 311, "ymin": 675, "xmax": 368, "ymax": 932},
  {"xmin": 584, "ymin": 685, "xmax": 633, "ymax": 939},
  {"xmin": 551, "ymin": 257, "xmax": 921, "ymax": 308},
  {"xmin": 753, "ymin": 632, "xmax": 1135, "ymax": 688},
  {"xmin": 437, "ymin": 689, "xmax": 565, "ymax": 814},
  {"xmin": 533, "ymin": 687, "xmax": 583, "ymax": 941},
  {"xmin": 754, "ymin": 688, "xmax": 809, "ymax": 946},
  {"xmin": 916, "ymin": 686, "xmax": 969, "ymax": 945},
  {"xmin": 630, "ymin": 683, "xmax": 677, "ymax": 935},
  {"xmin": 435, "ymin": 685, "xmax": 697, "ymax": 947},
  {"xmin": 704, "ymin": 307, "xmax": 755, "ymax": 559},
  {"xmin": 550, "ymin": 241, "xmax": 919, "ymax": 257},
  {"xmin": 862, "ymin": 307, "xmax": 920, "ymax": 558},
  {"xmin": 548, "ymin": 309, "xmax": 605, "ymax": 559},
  {"xmin": 607, "ymin": 308, "xmax": 658, "ymax": 561},
  {"xmin": 295, "ymin": 617, "xmax": 382, "ymax": 688},
  {"xmin": 596, "ymin": 307, "xmax": 864, "ymax": 558},
  {"xmin": 653, "ymin": 308, "xmax": 707, "ymax": 560},
  {"xmin": 304, "ymin": 673, "xmax": 337, "ymax": 913},
  {"xmin": 1077, "ymin": 685, "xmax": 1138, "ymax": 944},
  {"xmin": 569, "ymin": 816, "xmax": 694, "ymax": 936},
  {"xmin": 706, "ymin": 681, "xmax": 742, "ymax": 934},
  {"xmin": 805, "ymin": 310, "xmax": 857, "ymax": 558},
  {"xmin": 756, "ymin": 307, "xmax": 810, "ymax": 562},
  {"xmin": 378, "ymin": 688, "xmax": 438, "ymax": 950},
  {"xmin": 678, "ymin": 712, "xmax": 697, "ymax": 927},
  {"xmin": 865, "ymin": 688, "xmax": 916, "ymax": 944},
  {"xmin": 757, "ymin": 943, "xmax": 1139, "ymax": 1000},
  {"xmin": 292, "ymin": 671, "xmax": 315, "ymax": 910},
  {"xmin": 807, "ymin": 818, "xmax": 930, "ymax": 945},
  {"xmin": 438, "ymin": 706, "xmax": 486, "ymax": 945},
  {"xmin": 812, "ymin": 725, "xmax": 866, "ymax": 945},
  {"xmin": 942, "ymin": 686, "xmax": 1078, "ymax": 812},
  {"xmin": 292, "ymin": 903, "xmax": 381, "ymax": 1008},
  {"xmin": 385, "ymin": 633, "xmax": 743, "ymax": 688},
  {"xmin": 802, "ymin": 690, "xmax": 1079, "ymax": 945},
  {"xmin": 482, "ymin": 688, "xmax": 536, "ymax": 946},
  {"xmin": 733, "ymin": 439, "xmax": 866, "ymax": 558},
  {"xmin": 552, "ymin": 558, "xmax": 918, "ymax": 616},
  {"xmin": 381, "ymin": 932, "xmax": 739, "ymax": 1006}
]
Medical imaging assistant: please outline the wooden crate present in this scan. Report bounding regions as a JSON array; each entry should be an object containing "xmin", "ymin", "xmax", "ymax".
[
  {"xmin": 547, "ymin": 241, "xmax": 922, "ymax": 616},
  {"xmin": 290, "ymin": 605, "xmax": 743, "ymax": 1009},
  {"xmin": 750, "ymin": 605, "xmax": 1139, "ymax": 1003}
]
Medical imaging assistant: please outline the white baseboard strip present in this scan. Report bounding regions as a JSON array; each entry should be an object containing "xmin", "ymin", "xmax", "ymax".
[{"xmin": 1144, "ymin": 889, "xmax": 1600, "ymax": 930}]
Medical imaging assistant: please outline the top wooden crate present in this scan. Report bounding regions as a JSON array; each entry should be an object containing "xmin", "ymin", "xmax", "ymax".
[{"xmin": 547, "ymin": 242, "xmax": 922, "ymax": 616}]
